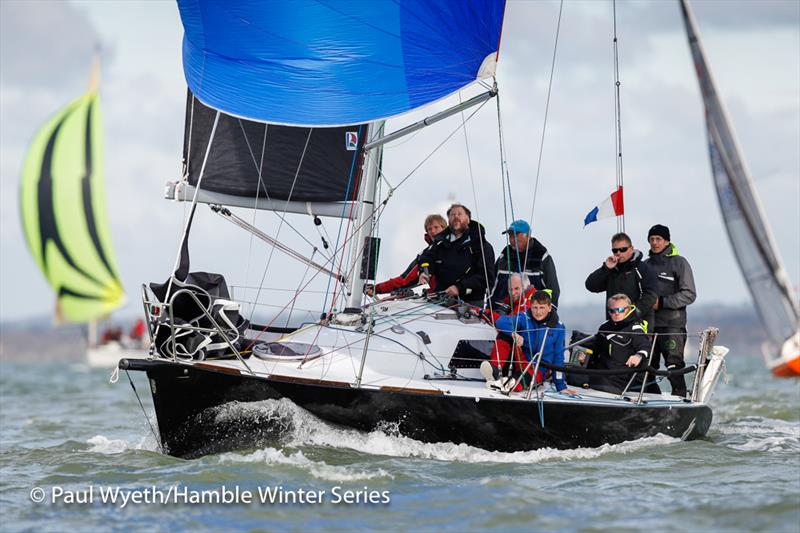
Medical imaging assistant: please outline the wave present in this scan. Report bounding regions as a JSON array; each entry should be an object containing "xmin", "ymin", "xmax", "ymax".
[
  {"xmin": 207, "ymin": 398, "xmax": 680, "ymax": 464},
  {"xmin": 86, "ymin": 434, "xmax": 160, "ymax": 455},
  {"xmin": 713, "ymin": 416, "xmax": 800, "ymax": 453},
  {"xmin": 218, "ymin": 447, "xmax": 390, "ymax": 482}
]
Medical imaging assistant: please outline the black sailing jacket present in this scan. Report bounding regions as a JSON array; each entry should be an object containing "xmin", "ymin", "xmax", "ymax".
[
  {"xmin": 644, "ymin": 243, "xmax": 697, "ymax": 328},
  {"xmin": 585, "ymin": 249, "xmax": 658, "ymax": 328},
  {"xmin": 417, "ymin": 220, "xmax": 495, "ymax": 302},
  {"xmin": 490, "ymin": 238, "xmax": 560, "ymax": 306}
]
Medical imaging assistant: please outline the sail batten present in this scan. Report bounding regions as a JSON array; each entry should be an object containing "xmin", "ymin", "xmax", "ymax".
[
  {"xmin": 680, "ymin": 0, "xmax": 799, "ymax": 354},
  {"xmin": 20, "ymin": 90, "xmax": 125, "ymax": 323}
]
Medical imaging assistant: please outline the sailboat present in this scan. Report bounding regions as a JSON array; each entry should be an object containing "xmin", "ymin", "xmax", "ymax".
[
  {"xmin": 20, "ymin": 62, "xmax": 145, "ymax": 367},
  {"xmin": 679, "ymin": 0, "xmax": 800, "ymax": 377},
  {"xmin": 118, "ymin": 0, "xmax": 728, "ymax": 459}
]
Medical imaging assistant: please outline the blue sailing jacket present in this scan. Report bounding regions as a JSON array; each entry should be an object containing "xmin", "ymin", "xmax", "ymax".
[{"xmin": 495, "ymin": 309, "xmax": 568, "ymax": 391}]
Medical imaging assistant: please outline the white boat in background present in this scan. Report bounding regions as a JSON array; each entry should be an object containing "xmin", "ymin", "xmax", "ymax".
[
  {"xmin": 680, "ymin": 0, "xmax": 800, "ymax": 377},
  {"xmin": 20, "ymin": 60, "xmax": 134, "ymax": 368},
  {"xmin": 87, "ymin": 340, "xmax": 146, "ymax": 368}
]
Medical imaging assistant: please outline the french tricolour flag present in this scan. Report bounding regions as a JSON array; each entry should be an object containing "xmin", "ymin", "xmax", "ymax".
[{"xmin": 584, "ymin": 186, "xmax": 624, "ymax": 226}]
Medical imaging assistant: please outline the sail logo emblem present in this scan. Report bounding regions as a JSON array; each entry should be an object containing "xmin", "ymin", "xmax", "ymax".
[{"xmin": 345, "ymin": 132, "xmax": 358, "ymax": 151}]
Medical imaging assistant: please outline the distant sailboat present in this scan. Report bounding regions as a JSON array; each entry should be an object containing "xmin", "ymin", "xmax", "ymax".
[
  {"xmin": 19, "ymin": 63, "xmax": 142, "ymax": 366},
  {"xmin": 680, "ymin": 0, "xmax": 800, "ymax": 377}
]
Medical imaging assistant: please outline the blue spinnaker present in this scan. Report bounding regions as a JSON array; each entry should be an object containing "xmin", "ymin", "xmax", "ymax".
[{"xmin": 177, "ymin": 0, "xmax": 506, "ymax": 126}]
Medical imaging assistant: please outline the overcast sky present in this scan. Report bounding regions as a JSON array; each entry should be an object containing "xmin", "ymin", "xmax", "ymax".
[{"xmin": 1, "ymin": 0, "xmax": 798, "ymax": 324}]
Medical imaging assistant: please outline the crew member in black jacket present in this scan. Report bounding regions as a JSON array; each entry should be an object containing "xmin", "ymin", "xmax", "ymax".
[
  {"xmin": 589, "ymin": 294, "xmax": 653, "ymax": 394},
  {"xmin": 489, "ymin": 219, "xmax": 560, "ymax": 307},
  {"xmin": 644, "ymin": 224, "xmax": 697, "ymax": 397},
  {"xmin": 585, "ymin": 232, "xmax": 658, "ymax": 329},
  {"xmin": 418, "ymin": 203, "xmax": 495, "ymax": 305}
]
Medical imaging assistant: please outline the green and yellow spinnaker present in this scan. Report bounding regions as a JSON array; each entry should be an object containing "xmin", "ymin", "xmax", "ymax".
[{"xmin": 20, "ymin": 89, "xmax": 125, "ymax": 322}]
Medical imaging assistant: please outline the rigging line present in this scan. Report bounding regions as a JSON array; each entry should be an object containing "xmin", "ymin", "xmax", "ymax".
[
  {"xmin": 295, "ymin": 198, "xmax": 390, "ymax": 369},
  {"xmin": 496, "ymin": 91, "xmax": 516, "ymax": 223},
  {"xmin": 185, "ymin": 94, "xmax": 196, "ymax": 175},
  {"xmin": 300, "ymin": 307, "xmax": 454, "ymax": 372},
  {"xmin": 213, "ymin": 207, "xmax": 342, "ymax": 282},
  {"xmin": 232, "ymin": 285, "xmax": 334, "ymax": 295},
  {"xmin": 363, "ymin": 101, "xmax": 489, "ymax": 209},
  {"xmin": 322, "ymin": 124, "xmax": 365, "ymax": 314},
  {"xmin": 239, "ymin": 194, "xmax": 391, "ymax": 349},
  {"xmin": 285, "ymin": 249, "xmax": 315, "ymax": 329},
  {"xmin": 495, "ymin": 117, "xmax": 523, "ymax": 350},
  {"xmin": 377, "ymin": 168, "xmax": 396, "ymax": 193},
  {"xmin": 612, "ymin": 0, "xmax": 625, "ymax": 233},
  {"xmin": 495, "ymin": 91, "xmax": 526, "ymax": 335},
  {"xmin": 326, "ymin": 122, "xmax": 382, "ymax": 315},
  {"xmin": 335, "ymin": 194, "xmax": 391, "ymax": 304},
  {"xmin": 235, "ymin": 120, "xmax": 333, "ymax": 264},
  {"xmin": 125, "ymin": 369, "xmax": 163, "ymax": 454},
  {"xmin": 325, "ymin": 183, "xmax": 359, "ymax": 313},
  {"xmin": 377, "ymin": 314, "xmax": 447, "ymax": 372},
  {"xmin": 521, "ymin": 0, "xmax": 564, "ymax": 286},
  {"xmin": 240, "ymin": 120, "xmax": 268, "ymax": 309},
  {"xmin": 312, "ymin": 214, "xmax": 334, "ymax": 258},
  {"xmin": 154, "ymin": 111, "xmax": 221, "ymax": 353},
  {"xmin": 496, "ymin": 96, "xmax": 510, "ymax": 226},
  {"xmin": 459, "ymin": 91, "xmax": 499, "ymax": 346},
  {"xmin": 247, "ymin": 128, "xmax": 314, "ymax": 324},
  {"xmin": 392, "ymin": 100, "xmax": 490, "ymax": 191},
  {"xmin": 243, "ymin": 194, "xmax": 389, "ymax": 350}
]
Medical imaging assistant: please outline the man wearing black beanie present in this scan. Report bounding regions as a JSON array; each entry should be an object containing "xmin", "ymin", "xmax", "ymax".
[{"xmin": 644, "ymin": 224, "xmax": 697, "ymax": 397}]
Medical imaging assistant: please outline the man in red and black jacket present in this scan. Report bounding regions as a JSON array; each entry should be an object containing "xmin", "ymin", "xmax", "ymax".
[{"xmin": 365, "ymin": 214, "xmax": 446, "ymax": 296}]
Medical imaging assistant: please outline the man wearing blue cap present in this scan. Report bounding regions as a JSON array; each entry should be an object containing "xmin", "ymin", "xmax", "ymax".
[{"xmin": 490, "ymin": 219, "xmax": 560, "ymax": 307}]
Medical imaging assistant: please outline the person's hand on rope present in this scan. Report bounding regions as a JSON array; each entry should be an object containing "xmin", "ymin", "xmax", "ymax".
[
  {"xmin": 418, "ymin": 272, "xmax": 431, "ymax": 286},
  {"xmin": 444, "ymin": 285, "xmax": 460, "ymax": 297},
  {"xmin": 512, "ymin": 332, "xmax": 524, "ymax": 347}
]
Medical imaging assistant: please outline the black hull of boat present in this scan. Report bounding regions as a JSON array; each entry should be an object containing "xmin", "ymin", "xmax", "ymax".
[{"xmin": 121, "ymin": 359, "xmax": 713, "ymax": 459}]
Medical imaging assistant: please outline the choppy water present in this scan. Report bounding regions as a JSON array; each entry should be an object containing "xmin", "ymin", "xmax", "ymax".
[{"xmin": 1, "ymin": 353, "xmax": 798, "ymax": 532}]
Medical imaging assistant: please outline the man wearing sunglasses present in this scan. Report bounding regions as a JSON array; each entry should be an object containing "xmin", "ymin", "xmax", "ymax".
[
  {"xmin": 643, "ymin": 224, "xmax": 696, "ymax": 397},
  {"xmin": 585, "ymin": 232, "xmax": 659, "ymax": 330},
  {"xmin": 587, "ymin": 294, "xmax": 653, "ymax": 394}
]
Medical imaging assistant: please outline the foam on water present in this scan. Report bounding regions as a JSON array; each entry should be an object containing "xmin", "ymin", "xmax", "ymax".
[
  {"xmin": 715, "ymin": 416, "xmax": 800, "ymax": 452},
  {"xmin": 86, "ymin": 434, "xmax": 160, "ymax": 455},
  {"xmin": 218, "ymin": 447, "xmax": 390, "ymax": 482},
  {"xmin": 211, "ymin": 397, "xmax": 680, "ymax": 464}
]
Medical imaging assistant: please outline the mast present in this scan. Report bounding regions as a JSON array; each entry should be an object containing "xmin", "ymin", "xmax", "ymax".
[{"xmin": 346, "ymin": 121, "xmax": 385, "ymax": 309}]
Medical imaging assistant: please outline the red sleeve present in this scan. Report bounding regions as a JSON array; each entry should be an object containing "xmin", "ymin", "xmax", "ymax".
[{"xmin": 375, "ymin": 265, "xmax": 420, "ymax": 294}]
